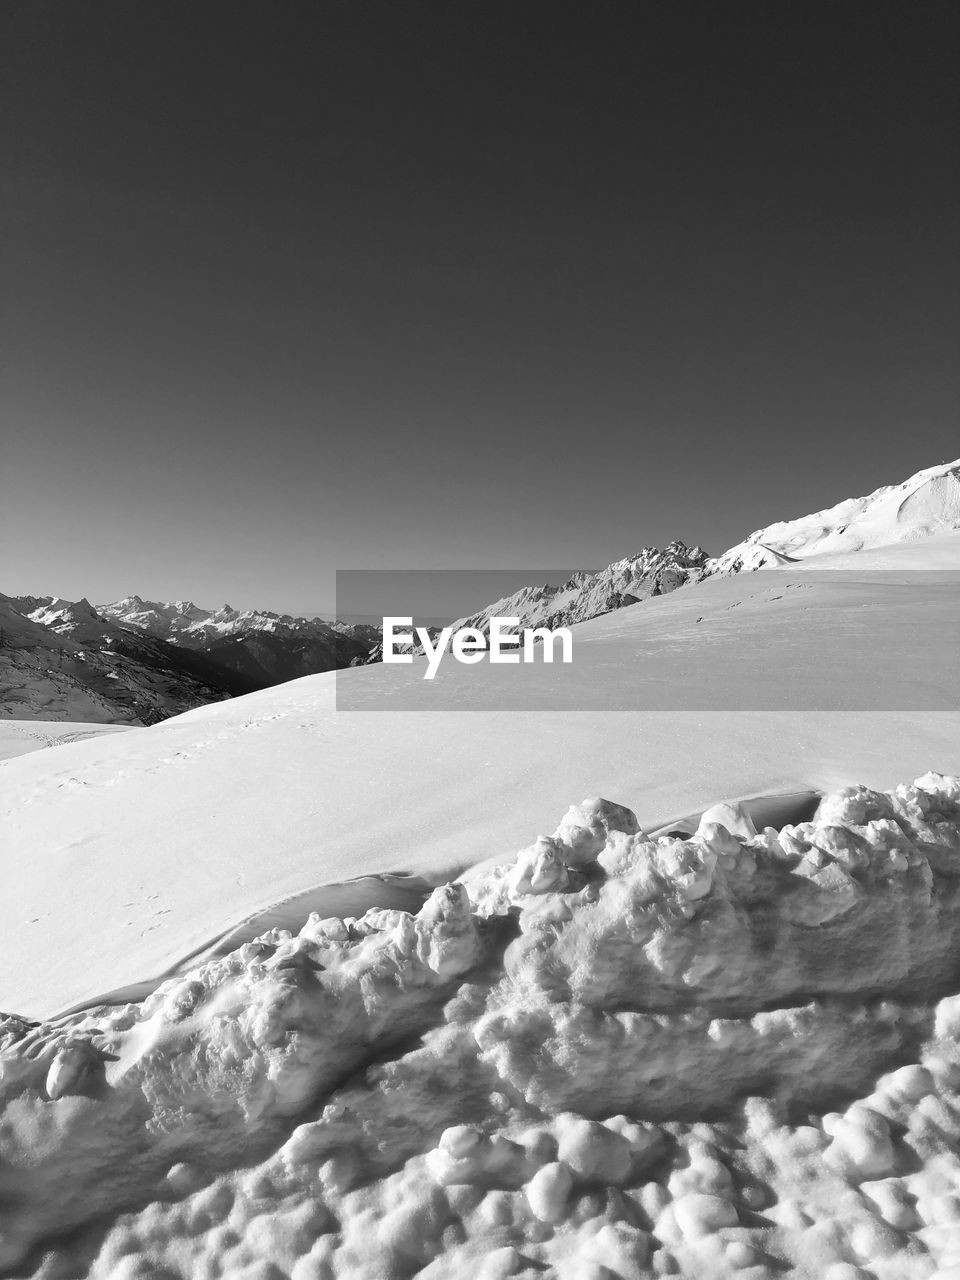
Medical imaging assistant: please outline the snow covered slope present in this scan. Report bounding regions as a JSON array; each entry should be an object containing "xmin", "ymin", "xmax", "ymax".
[
  {"xmin": 0, "ymin": 720, "xmax": 133, "ymax": 762},
  {"xmin": 707, "ymin": 457, "xmax": 960, "ymax": 573},
  {"xmin": 2, "ymin": 532, "xmax": 958, "ymax": 1018}
]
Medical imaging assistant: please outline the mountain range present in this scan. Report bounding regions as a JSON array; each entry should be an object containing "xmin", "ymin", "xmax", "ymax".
[
  {"xmin": 437, "ymin": 458, "xmax": 960, "ymax": 638},
  {"xmin": 97, "ymin": 597, "xmax": 379, "ymax": 688},
  {"xmin": 0, "ymin": 595, "xmax": 253, "ymax": 725},
  {"xmin": 0, "ymin": 596, "xmax": 378, "ymax": 725},
  {"xmin": 4, "ymin": 458, "xmax": 959, "ymax": 723},
  {"xmin": 440, "ymin": 539, "xmax": 709, "ymax": 642}
]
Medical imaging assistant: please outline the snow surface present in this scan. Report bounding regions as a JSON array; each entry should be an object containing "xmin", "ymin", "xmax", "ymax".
[
  {"xmin": 0, "ymin": 720, "xmax": 134, "ymax": 763},
  {"xmin": 3, "ymin": 774, "xmax": 960, "ymax": 1278}
]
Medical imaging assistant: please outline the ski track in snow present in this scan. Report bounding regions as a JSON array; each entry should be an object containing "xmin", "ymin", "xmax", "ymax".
[{"xmin": 0, "ymin": 721, "xmax": 134, "ymax": 762}]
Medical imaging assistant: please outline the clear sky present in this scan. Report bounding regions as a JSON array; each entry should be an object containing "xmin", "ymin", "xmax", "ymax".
[{"xmin": 3, "ymin": 1, "xmax": 957, "ymax": 617}]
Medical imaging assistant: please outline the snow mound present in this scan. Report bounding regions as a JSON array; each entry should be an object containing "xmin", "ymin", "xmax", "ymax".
[
  {"xmin": 4, "ymin": 774, "xmax": 960, "ymax": 1277},
  {"xmin": 708, "ymin": 458, "xmax": 960, "ymax": 574}
]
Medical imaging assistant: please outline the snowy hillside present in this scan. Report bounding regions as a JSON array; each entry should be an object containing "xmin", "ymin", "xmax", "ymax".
[
  {"xmin": 0, "ymin": 719, "xmax": 133, "ymax": 762},
  {"xmin": 707, "ymin": 457, "xmax": 960, "ymax": 574}
]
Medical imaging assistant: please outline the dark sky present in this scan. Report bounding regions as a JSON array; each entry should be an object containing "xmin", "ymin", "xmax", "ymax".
[{"xmin": 3, "ymin": 1, "xmax": 957, "ymax": 616}]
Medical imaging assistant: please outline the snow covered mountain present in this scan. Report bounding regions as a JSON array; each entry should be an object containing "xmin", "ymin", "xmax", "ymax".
[
  {"xmin": 25, "ymin": 595, "xmax": 118, "ymax": 644},
  {"xmin": 446, "ymin": 540, "xmax": 708, "ymax": 639},
  {"xmin": 1, "ymin": 595, "xmax": 255, "ymax": 725},
  {"xmin": 99, "ymin": 596, "xmax": 380, "ymax": 685},
  {"xmin": 425, "ymin": 459, "xmax": 960, "ymax": 645},
  {"xmin": 707, "ymin": 457, "xmax": 960, "ymax": 574}
]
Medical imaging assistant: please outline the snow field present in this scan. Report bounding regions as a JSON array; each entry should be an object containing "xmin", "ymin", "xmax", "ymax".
[
  {"xmin": 2, "ymin": 773, "xmax": 960, "ymax": 1277},
  {"xmin": 0, "ymin": 720, "xmax": 133, "ymax": 762}
]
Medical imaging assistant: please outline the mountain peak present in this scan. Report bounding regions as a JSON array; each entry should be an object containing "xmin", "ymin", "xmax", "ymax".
[{"xmin": 707, "ymin": 457, "xmax": 960, "ymax": 574}]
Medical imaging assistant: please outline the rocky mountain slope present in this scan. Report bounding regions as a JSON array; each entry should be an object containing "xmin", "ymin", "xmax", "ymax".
[
  {"xmin": 99, "ymin": 597, "xmax": 379, "ymax": 685},
  {"xmin": 446, "ymin": 540, "xmax": 708, "ymax": 640},
  {"xmin": 413, "ymin": 458, "xmax": 960, "ymax": 651},
  {"xmin": 0, "ymin": 596, "xmax": 253, "ymax": 725}
]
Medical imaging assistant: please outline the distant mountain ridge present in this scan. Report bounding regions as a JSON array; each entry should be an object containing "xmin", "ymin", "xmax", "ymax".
[
  {"xmin": 1, "ymin": 595, "xmax": 253, "ymax": 725},
  {"xmin": 2, "ymin": 595, "xmax": 382, "ymax": 723},
  {"xmin": 95, "ymin": 597, "xmax": 380, "ymax": 689},
  {"xmin": 444, "ymin": 540, "xmax": 709, "ymax": 640},
  {"xmin": 98, "ymin": 596, "xmax": 378, "ymax": 648}
]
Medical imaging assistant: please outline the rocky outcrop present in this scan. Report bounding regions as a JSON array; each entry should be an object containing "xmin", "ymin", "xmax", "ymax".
[{"xmin": 392, "ymin": 541, "xmax": 710, "ymax": 658}]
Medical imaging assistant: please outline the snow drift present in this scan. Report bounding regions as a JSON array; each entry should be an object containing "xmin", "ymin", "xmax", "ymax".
[{"xmin": 2, "ymin": 774, "xmax": 960, "ymax": 1278}]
